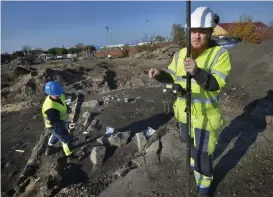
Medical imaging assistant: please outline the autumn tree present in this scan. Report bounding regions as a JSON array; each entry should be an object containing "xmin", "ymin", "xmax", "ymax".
[
  {"xmin": 228, "ymin": 15, "xmax": 260, "ymax": 44},
  {"xmin": 121, "ymin": 44, "xmax": 130, "ymax": 57},
  {"xmin": 171, "ymin": 23, "xmax": 186, "ymax": 47}
]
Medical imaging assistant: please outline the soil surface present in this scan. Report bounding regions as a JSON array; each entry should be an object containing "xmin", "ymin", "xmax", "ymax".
[{"xmin": 1, "ymin": 40, "xmax": 273, "ymax": 197}]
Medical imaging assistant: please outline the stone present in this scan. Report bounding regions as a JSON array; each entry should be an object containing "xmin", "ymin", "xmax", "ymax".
[
  {"xmin": 87, "ymin": 125, "xmax": 95, "ymax": 132},
  {"xmin": 104, "ymin": 97, "xmax": 110, "ymax": 101},
  {"xmin": 82, "ymin": 111, "xmax": 91, "ymax": 119},
  {"xmin": 91, "ymin": 119, "xmax": 98, "ymax": 127},
  {"xmin": 48, "ymin": 169, "xmax": 63, "ymax": 187},
  {"xmin": 83, "ymin": 118, "xmax": 90, "ymax": 127},
  {"xmin": 96, "ymin": 131, "xmax": 132, "ymax": 147},
  {"xmin": 68, "ymin": 102, "xmax": 77, "ymax": 120},
  {"xmin": 90, "ymin": 146, "xmax": 106, "ymax": 166},
  {"xmin": 266, "ymin": 116, "xmax": 273, "ymax": 124},
  {"xmin": 114, "ymin": 160, "xmax": 139, "ymax": 177},
  {"xmin": 104, "ymin": 100, "xmax": 110, "ymax": 106},
  {"xmin": 124, "ymin": 98, "xmax": 135, "ymax": 103},
  {"xmin": 32, "ymin": 114, "xmax": 40, "ymax": 120},
  {"xmin": 114, "ymin": 167, "xmax": 131, "ymax": 177},
  {"xmin": 133, "ymin": 132, "xmax": 148, "ymax": 152},
  {"xmin": 82, "ymin": 100, "xmax": 99, "ymax": 108},
  {"xmin": 132, "ymin": 157, "xmax": 146, "ymax": 167},
  {"xmin": 124, "ymin": 98, "xmax": 129, "ymax": 103}
]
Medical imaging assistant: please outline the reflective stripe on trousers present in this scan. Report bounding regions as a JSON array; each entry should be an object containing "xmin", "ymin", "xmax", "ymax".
[
  {"xmin": 62, "ymin": 142, "xmax": 73, "ymax": 156},
  {"xmin": 48, "ymin": 134, "xmax": 73, "ymax": 156},
  {"xmin": 194, "ymin": 171, "xmax": 213, "ymax": 194},
  {"xmin": 180, "ymin": 123, "xmax": 214, "ymax": 194}
]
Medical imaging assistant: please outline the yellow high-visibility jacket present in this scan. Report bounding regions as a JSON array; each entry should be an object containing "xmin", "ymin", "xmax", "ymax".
[
  {"xmin": 167, "ymin": 45, "xmax": 231, "ymax": 122},
  {"xmin": 42, "ymin": 94, "xmax": 68, "ymax": 128}
]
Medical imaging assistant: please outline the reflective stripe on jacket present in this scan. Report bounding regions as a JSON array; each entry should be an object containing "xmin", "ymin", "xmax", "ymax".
[
  {"xmin": 42, "ymin": 94, "xmax": 68, "ymax": 128},
  {"xmin": 167, "ymin": 46, "xmax": 231, "ymax": 119}
]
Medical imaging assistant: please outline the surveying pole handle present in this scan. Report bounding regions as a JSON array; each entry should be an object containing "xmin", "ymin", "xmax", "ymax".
[{"xmin": 186, "ymin": 0, "xmax": 192, "ymax": 197}]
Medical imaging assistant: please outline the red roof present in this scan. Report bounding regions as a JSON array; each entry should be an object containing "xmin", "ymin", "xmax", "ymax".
[
  {"xmin": 218, "ymin": 21, "xmax": 269, "ymax": 31},
  {"xmin": 256, "ymin": 29, "xmax": 273, "ymax": 41}
]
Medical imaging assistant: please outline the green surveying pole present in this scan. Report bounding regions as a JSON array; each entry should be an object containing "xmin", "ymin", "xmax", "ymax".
[{"xmin": 185, "ymin": 1, "xmax": 192, "ymax": 197}]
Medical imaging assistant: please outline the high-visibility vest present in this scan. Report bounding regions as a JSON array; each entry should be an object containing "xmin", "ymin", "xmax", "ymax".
[
  {"xmin": 166, "ymin": 46, "xmax": 231, "ymax": 122},
  {"xmin": 42, "ymin": 94, "xmax": 68, "ymax": 128}
]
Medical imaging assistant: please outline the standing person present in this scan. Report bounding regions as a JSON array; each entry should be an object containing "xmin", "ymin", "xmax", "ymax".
[
  {"xmin": 42, "ymin": 81, "xmax": 75, "ymax": 163},
  {"xmin": 149, "ymin": 7, "xmax": 231, "ymax": 197}
]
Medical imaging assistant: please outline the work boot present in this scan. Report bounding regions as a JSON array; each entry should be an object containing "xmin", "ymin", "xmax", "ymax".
[{"xmin": 45, "ymin": 146, "xmax": 54, "ymax": 156}]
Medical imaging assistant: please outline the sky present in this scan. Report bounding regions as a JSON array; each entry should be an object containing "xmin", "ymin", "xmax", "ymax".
[{"xmin": 1, "ymin": 1, "xmax": 273, "ymax": 53}]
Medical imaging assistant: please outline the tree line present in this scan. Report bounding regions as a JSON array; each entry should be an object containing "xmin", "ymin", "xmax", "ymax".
[{"xmin": 1, "ymin": 43, "xmax": 96, "ymax": 64}]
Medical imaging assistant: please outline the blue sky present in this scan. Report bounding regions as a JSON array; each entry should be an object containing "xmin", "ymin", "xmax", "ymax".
[{"xmin": 2, "ymin": 1, "xmax": 273, "ymax": 53}]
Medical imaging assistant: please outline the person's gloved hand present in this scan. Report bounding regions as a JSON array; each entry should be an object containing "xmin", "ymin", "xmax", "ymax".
[
  {"xmin": 65, "ymin": 98, "xmax": 71, "ymax": 105},
  {"xmin": 69, "ymin": 123, "xmax": 76, "ymax": 129},
  {"xmin": 64, "ymin": 121, "xmax": 76, "ymax": 131}
]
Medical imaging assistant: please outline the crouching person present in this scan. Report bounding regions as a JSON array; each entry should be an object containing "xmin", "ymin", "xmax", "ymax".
[{"xmin": 42, "ymin": 81, "xmax": 75, "ymax": 163}]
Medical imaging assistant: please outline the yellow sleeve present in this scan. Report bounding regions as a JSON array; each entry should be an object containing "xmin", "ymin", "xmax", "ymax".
[
  {"xmin": 210, "ymin": 49, "xmax": 231, "ymax": 91},
  {"xmin": 164, "ymin": 50, "xmax": 181, "ymax": 81}
]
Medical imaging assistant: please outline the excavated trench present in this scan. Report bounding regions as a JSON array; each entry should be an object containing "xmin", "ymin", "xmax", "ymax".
[
  {"xmin": 5, "ymin": 86, "xmax": 175, "ymax": 197},
  {"xmin": 1, "ymin": 60, "xmax": 170, "ymax": 197}
]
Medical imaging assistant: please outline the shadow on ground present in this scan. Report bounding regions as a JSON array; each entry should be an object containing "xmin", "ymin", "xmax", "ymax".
[
  {"xmin": 61, "ymin": 163, "xmax": 89, "ymax": 187},
  {"xmin": 210, "ymin": 90, "xmax": 273, "ymax": 196},
  {"xmin": 117, "ymin": 112, "xmax": 174, "ymax": 133}
]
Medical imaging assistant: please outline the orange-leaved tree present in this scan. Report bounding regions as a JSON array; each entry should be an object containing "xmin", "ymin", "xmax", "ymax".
[{"xmin": 228, "ymin": 15, "xmax": 260, "ymax": 44}]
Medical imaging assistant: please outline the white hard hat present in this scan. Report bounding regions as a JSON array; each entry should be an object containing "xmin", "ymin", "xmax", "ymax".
[{"xmin": 186, "ymin": 6, "xmax": 219, "ymax": 28}]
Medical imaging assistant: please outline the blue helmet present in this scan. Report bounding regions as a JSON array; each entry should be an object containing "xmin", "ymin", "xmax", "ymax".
[{"xmin": 44, "ymin": 81, "xmax": 64, "ymax": 96}]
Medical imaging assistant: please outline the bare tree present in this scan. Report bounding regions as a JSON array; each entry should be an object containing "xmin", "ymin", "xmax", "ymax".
[
  {"xmin": 154, "ymin": 35, "xmax": 166, "ymax": 42},
  {"xmin": 22, "ymin": 45, "xmax": 32, "ymax": 55},
  {"xmin": 171, "ymin": 23, "xmax": 186, "ymax": 47}
]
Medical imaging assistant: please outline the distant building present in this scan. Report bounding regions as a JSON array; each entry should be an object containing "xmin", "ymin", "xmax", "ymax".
[
  {"xmin": 213, "ymin": 21, "xmax": 269, "ymax": 36},
  {"xmin": 100, "ymin": 44, "xmax": 125, "ymax": 49}
]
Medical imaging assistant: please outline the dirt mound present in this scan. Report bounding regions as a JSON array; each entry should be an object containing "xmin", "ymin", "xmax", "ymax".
[
  {"xmin": 8, "ymin": 56, "xmax": 32, "ymax": 66},
  {"xmin": 228, "ymin": 38, "xmax": 273, "ymax": 99},
  {"xmin": 1, "ymin": 61, "xmax": 158, "ymax": 104},
  {"xmin": 133, "ymin": 44, "xmax": 180, "ymax": 60},
  {"xmin": 1, "ymin": 57, "xmax": 38, "ymax": 91},
  {"xmin": 4, "ymin": 57, "xmax": 33, "ymax": 71},
  {"xmin": 1, "ymin": 65, "xmax": 109, "ymax": 103}
]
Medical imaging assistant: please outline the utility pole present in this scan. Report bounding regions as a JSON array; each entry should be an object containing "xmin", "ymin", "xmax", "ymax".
[
  {"xmin": 146, "ymin": 19, "xmax": 152, "ymax": 43},
  {"xmin": 105, "ymin": 26, "xmax": 110, "ymax": 56}
]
